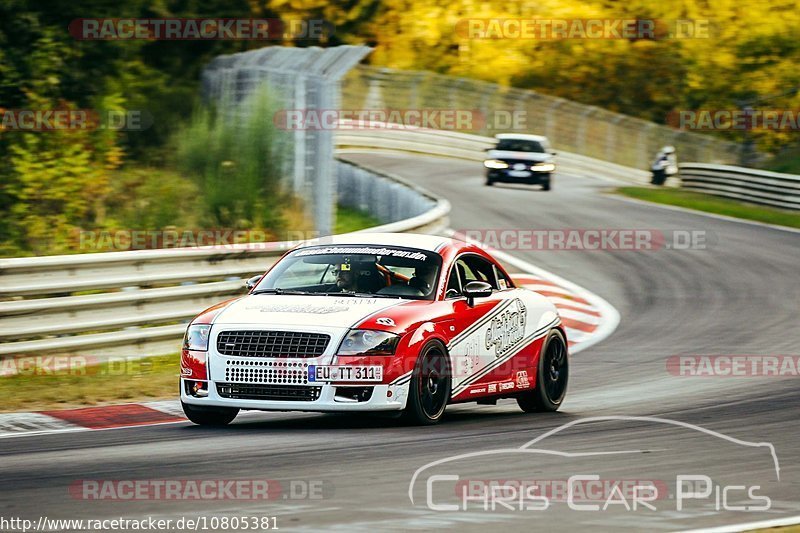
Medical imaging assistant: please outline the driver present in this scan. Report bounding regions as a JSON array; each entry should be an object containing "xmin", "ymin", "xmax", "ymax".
[
  {"xmin": 334, "ymin": 262, "xmax": 358, "ymax": 291},
  {"xmin": 408, "ymin": 261, "xmax": 437, "ymax": 295}
]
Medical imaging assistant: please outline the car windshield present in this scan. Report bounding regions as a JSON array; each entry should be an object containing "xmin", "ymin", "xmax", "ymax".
[
  {"xmin": 496, "ymin": 139, "xmax": 546, "ymax": 153},
  {"xmin": 253, "ymin": 245, "xmax": 443, "ymax": 300}
]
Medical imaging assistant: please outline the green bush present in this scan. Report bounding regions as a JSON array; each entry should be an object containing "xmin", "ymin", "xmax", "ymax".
[
  {"xmin": 175, "ymin": 88, "xmax": 290, "ymax": 232},
  {"xmin": 104, "ymin": 167, "xmax": 200, "ymax": 232}
]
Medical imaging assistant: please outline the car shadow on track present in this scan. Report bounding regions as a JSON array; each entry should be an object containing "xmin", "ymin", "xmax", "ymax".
[
  {"xmin": 176, "ymin": 405, "xmax": 578, "ymax": 433},
  {"xmin": 488, "ymin": 183, "xmax": 549, "ymax": 192}
]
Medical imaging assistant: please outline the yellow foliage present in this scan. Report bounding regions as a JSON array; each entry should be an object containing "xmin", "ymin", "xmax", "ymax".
[
  {"xmin": 5, "ymin": 99, "xmax": 123, "ymax": 254},
  {"xmin": 267, "ymin": 0, "xmax": 800, "ymax": 142}
]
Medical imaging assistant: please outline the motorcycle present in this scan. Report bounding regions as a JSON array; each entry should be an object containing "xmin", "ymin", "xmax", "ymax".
[{"xmin": 650, "ymin": 153, "xmax": 678, "ymax": 185}]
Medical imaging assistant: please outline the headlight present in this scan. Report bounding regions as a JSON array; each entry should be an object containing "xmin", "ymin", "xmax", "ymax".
[
  {"xmin": 534, "ymin": 163, "xmax": 556, "ymax": 172},
  {"xmin": 338, "ymin": 329, "xmax": 400, "ymax": 356},
  {"xmin": 184, "ymin": 324, "xmax": 211, "ymax": 351},
  {"xmin": 483, "ymin": 159, "xmax": 509, "ymax": 169}
]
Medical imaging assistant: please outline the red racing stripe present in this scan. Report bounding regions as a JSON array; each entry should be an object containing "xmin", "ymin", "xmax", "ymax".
[
  {"xmin": 552, "ymin": 303, "xmax": 602, "ymax": 317},
  {"xmin": 533, "ymin": 290, "xmax": 591, "ymax": 306},
  {"xmin": 560, "ymin": 317, "xmax": 599, "ymax": 333},
  {"xmin": 41, "ymin": 404, "xmax": 183, "ymax": 430},
  {"xmin": 511, "ymin": 275, "xmax": 558, "ymax": 287}
]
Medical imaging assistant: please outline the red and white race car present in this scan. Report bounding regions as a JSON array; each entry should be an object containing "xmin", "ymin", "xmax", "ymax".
[{"xmin": 180, "ymin": 233, "xmax": 568, "ymax": 425}]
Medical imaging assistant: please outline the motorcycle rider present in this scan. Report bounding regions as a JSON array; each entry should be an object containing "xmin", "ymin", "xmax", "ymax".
[{"xmin": 651, "ymin": 145, "xmax": 678, "ymax": 185}]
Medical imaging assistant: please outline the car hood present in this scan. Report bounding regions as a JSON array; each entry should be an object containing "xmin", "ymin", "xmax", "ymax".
[
  {"xmin": 487, "ymin": 149, "xmax": 552, "ymax": 162},
  {"xmin": 212, "ymin": 294, "xmax": 410, "ymax": 329}
]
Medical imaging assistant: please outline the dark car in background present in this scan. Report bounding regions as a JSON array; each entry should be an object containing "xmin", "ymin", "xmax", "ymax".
[{"xmin": 484, "ymin": 134, "xmax": 557, "ymax": 190}]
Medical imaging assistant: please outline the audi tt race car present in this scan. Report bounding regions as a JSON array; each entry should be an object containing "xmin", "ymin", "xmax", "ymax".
[
  {"xmin": 180, "ymin": 233, "xmax": 568, "ymax": 425},
  {"xmin": 484, "ymin": 133, "xmax": 557, "ymax": 190}
]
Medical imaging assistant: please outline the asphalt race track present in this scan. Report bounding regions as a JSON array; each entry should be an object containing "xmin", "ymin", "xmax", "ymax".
[{"xmin": 1, "ymin": 153, "xmax": 799, "ymax": 532}]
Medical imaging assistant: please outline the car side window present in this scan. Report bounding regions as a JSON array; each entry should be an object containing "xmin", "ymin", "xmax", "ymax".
[
  {"xmin": 447, "ymin": 255, "xmax": 500, "ymax": 292},
  {"xmin": 445, "ymin": 264, "xmax": 462, "ymax": 299},
  {"xmin": 494, "ymin": 265, "xmax": 513, "ymax": 290},
  {"xmin": 461, "ymin": 255, "xmax": 499, "ymax": 289}
]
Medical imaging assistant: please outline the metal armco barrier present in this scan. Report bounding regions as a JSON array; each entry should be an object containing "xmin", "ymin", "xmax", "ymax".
[
  {"xmin": 5, "ymin": 126, "xmax": 787, "ymax": 361},
  {"xmin": 334, "ymin": 125, "xmax": 653, "ymax": 185},
  {"xmin": 679, "ymin": 163, "xmax": 800, "ymax": 210},
  {"xmin": 0, "ymin": 160, "xmax": 449, "ymax": 359}
]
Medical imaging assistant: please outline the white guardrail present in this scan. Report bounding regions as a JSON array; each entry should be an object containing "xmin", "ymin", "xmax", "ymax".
[
  {"xmin": 7, "ymin": 126, "xmax": 769, "ymax": 360},
  {"xmin": 0, "ymin": 158, "xmax": 450, "ymax": 359},
  {"xmin": 679, "ymin": 163, "xmax": 800, "ymax": 210},
  {"xmin": 336, "ymin": 127, "xmax": 653, "ymax": 185}
]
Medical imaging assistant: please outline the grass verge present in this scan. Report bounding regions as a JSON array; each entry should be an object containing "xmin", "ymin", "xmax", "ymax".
[
  {"xmin": 335, "ymin": 205, "xmax": 382, "ymax": 233},
  {"xmin": 615, "ymin": 187, "xmax": 800, "ymax": 229},
  {"xmin": 0, "ymin": 354, "xmax": 179, "ymax": 413},
  {"xmin": 0, "ymin": 208, "xmax": 380, "ymax": 413}
]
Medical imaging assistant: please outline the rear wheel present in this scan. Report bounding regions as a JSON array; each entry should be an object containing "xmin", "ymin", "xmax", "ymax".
[
  {"xmin": 404, "ymin": 341, "xmax": 451, "ymax": 425},
  {"xmin": 517, "ymin": 329, "xmax": 568, "ymax": 412},
  {"xmin": 182, "ymin": 401, "xmax": 239, "ymax": 426}
]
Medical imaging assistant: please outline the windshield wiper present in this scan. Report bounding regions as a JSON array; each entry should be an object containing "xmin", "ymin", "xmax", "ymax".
[{"xmin": 251, "ymin": 288, "xmax": 313, "ymax": 295}]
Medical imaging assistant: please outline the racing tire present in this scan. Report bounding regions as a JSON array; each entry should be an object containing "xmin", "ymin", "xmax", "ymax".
[
  {"xmin": 517, "ymin": 329, "xmax": 568, "ymax": 412},
  {"xmin": 404, "ymin": 341, "xmax": 451, "ymax": 425},
  {"xmin": 182, "ymin": 401, "xmax": 239, "ymax": 426},
  {"xmin": 541, "ymin": 175, "xmax": 552, "ymax": 191},
  {"xmin": 486, "ymin": 176, "xmax": 495, "ymax": 186}
]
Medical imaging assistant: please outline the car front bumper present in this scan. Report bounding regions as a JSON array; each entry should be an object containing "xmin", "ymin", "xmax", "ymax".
[
  {"xmin": 487, "ymin": 167, "xmax": 553, "ymax": 182},
  {"xmin": 182, "ymin": 324, "xmax": 414, "ymax": 413},
  {"xmin": 181, "ymin": 378, "xmax": 410, "ymax": 412}
]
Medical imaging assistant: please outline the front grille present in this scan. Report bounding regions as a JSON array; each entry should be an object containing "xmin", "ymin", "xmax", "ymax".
[
  {"xmin": 224, "ymin": 360, "xmax": 309, "ymax": 385},
  {"xmin": 216, "ymin": 383, "xmax": 322, "ymax": 402},
  {"xmin": 500, "ymin": 159, "xmax": 545, "ymax": 168},
  {"xmin": 217, "ymin": 331, "xmax": 330, "ymax": 358}
]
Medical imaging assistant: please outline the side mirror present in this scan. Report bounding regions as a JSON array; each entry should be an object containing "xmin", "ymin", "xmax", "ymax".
[
  {"xmin": 463, "ymin": 281, "xmax": 493, "ymax": 307},
  {"xmin": 245, "ymin": 275, "xmax": 262, "ymax": 291},
  {"xmin": 550, "ymin": 150, "xmax": 557, "ymax": 156}
]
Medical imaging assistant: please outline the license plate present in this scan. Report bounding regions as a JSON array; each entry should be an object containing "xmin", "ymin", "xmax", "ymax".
[
  {"xmin": 508, "ymin": 170, "xmax": 532, "ymax": 177},
  {"xmin": 308, "ymin": 365, "xmax": 383, "ymax": 383}
]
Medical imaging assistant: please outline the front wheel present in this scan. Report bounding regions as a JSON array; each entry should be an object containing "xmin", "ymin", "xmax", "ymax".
[
  {"xmin": 404, "ymin": 341, "xmax": 451, "ymax": 425},
  {"xmin": 541, "ymin": 174, "xmax": 552, "ymax": 191},
  {"xmin": 517, "ymin": 329, "xmax": 568, "ymax": 412},
  {"xmin": 182, "ymin": 401, "xmax": 239, "ymax": 426}
]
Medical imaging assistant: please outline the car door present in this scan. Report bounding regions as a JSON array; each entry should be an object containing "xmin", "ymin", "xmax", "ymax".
[{"xmin": 443, "ymin": 254, "xmax": 510, "ymax": 397}]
